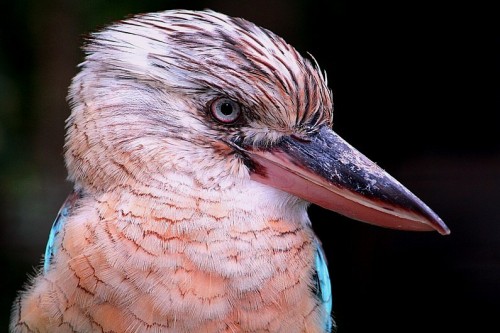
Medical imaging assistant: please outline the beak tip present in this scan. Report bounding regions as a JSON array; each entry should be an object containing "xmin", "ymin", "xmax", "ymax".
[
  {"xmin": 419, "ymin": 209, "xmax": 450, "ymax": 235},
  {"xmin": 423, "ymin": 214, "xmax": 450, "ymax": 235},
  {"xmin": 426, "ymin": 210, "xmax": 450, "ymax": 236},
  {"xmin": 437, "ymin": 223, "xmax": 451, "ymax": 236}
]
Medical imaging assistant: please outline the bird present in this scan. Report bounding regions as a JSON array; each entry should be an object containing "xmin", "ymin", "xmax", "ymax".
[{"xmin": 10, "ymin": 9, "xmax": 450, "ymax": 333}]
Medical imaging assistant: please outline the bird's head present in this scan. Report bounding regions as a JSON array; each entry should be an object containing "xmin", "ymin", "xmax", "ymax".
[{"xmin": 65, "ymin": 9, "xmax": 449, "ymax": 235}]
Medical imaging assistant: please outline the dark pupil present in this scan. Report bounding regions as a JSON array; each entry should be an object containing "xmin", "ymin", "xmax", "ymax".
[{"xmin": 220, "ymin": 102, "xmax": 233, "ymax": 116}]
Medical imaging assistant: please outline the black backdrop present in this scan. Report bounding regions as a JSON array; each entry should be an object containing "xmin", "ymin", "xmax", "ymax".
[{"xmin": 1, "ymin": 1, "xmax": 497, "ymax": 332}]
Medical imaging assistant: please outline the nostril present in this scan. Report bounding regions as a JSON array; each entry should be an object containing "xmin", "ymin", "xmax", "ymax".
[{"xmin": 291, "ymin": 133, "xmax": 311, "ymax": 143}]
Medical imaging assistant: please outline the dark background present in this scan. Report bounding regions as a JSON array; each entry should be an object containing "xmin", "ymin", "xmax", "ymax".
[{"xmin": 1, "ymin": 1, "xmax": 497, "ymax": 332}]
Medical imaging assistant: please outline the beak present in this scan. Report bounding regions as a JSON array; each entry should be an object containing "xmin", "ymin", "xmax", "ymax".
[{"xmin": 241, "ymin": 126, "xmax": 450, "ymax": 235}]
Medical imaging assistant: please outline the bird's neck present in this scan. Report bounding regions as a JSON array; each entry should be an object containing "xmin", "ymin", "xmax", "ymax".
[{"xmin": 89, "ymin": 175, "xmax": 316, "ymax": 275}]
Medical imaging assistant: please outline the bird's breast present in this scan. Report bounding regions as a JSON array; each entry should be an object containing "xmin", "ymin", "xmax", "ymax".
[{"xmin": 44, "ymin": 180, "xmax": 324, "ymax": 332}]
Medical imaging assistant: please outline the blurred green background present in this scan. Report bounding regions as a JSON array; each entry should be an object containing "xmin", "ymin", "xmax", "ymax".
[{"xmin": 1, "ymin": 0, "xmax": 497, "ymax": 332}]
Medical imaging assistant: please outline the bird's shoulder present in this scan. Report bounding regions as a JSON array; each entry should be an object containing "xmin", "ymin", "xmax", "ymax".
[
  {"xmin": 312, "ymin": 238, "xmax": 335, "ymax": 332},
  {"xmin": 43, "ymin": 190, "xmax": 81, "ymax": 273}
]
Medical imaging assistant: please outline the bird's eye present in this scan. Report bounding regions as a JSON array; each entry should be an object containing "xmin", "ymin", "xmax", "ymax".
[{"xmin": 210, "ymin": 98, "xmax": 242, "ymax": 124}]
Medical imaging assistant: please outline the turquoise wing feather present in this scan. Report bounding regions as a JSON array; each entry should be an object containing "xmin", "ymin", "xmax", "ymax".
[
  {"xmin": 313, "ymin": 239, "xmax": 334, "ymax": 332},
  {"xmin": 43, "ymin": 191, "xmax": 80, "ymax": 273}
]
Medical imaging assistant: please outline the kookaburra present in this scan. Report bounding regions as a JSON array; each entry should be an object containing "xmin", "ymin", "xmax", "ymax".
[{"xmin": 11, "ymin": 9, "xmax": 449, "ymax": 333}]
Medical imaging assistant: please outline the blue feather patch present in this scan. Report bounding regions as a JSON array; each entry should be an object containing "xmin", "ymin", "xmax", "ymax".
[
  {"xmin": 313, "ymin": 240, "xmax": 334, "ymax": 332},
  {"xmin": 43, "ymin": 191, "xmax": 80, "ymax": 273}
]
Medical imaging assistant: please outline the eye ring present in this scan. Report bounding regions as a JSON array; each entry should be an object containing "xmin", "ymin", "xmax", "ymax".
[{"xmin": 210, "ymin": 98, "xmax": 242, "ymax": 124}]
